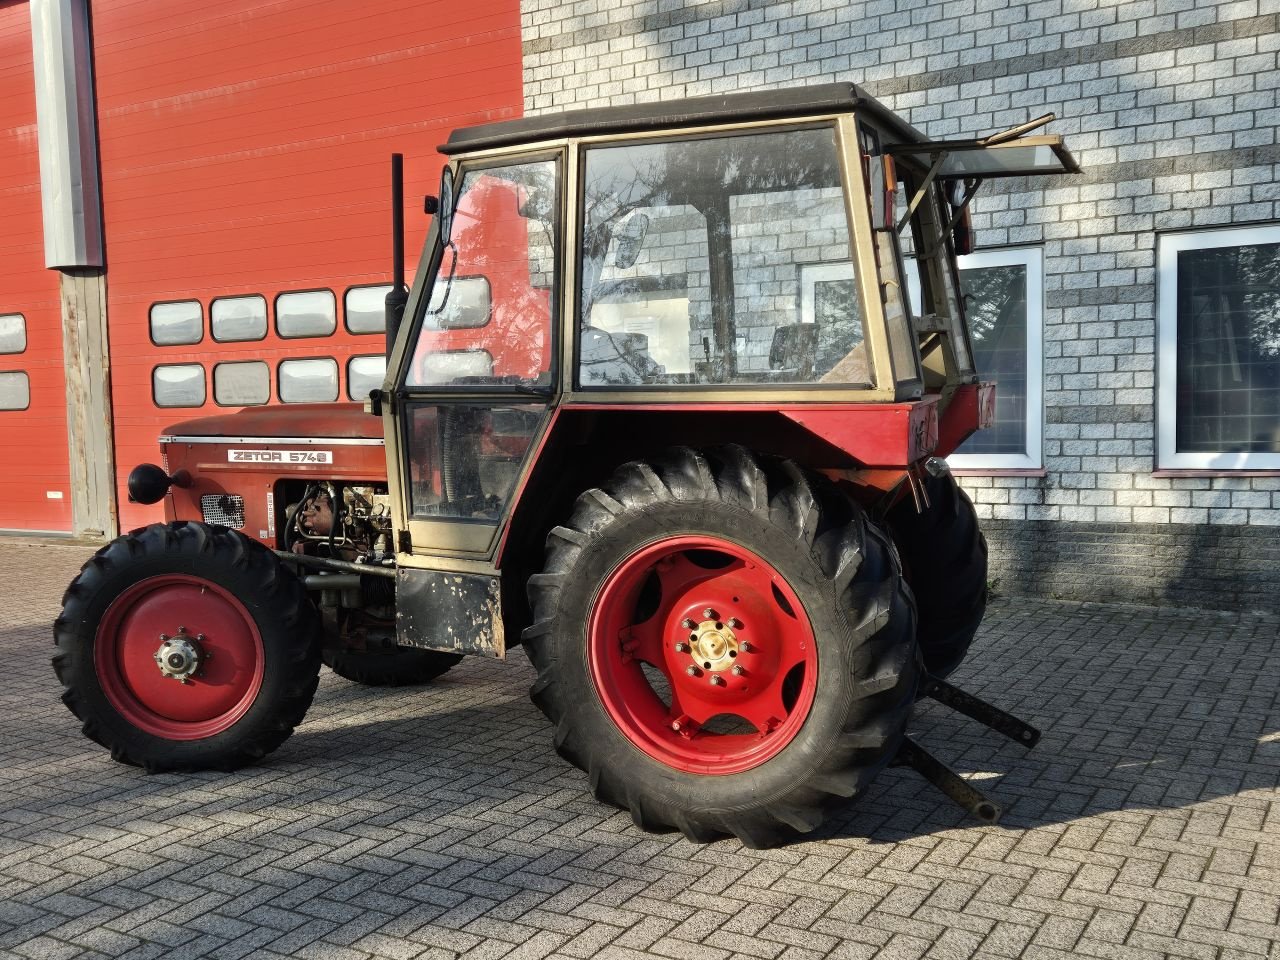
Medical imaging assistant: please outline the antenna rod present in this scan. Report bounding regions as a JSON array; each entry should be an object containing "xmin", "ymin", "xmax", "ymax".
[{"xmin": 384, "ymin": 153, "xmax": 407, "ymax": 357}]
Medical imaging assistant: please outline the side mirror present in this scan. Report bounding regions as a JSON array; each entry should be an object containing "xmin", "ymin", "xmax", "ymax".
[{"xmin": 438, "ymin": 167, "xmax": 455, "ymax": 243}]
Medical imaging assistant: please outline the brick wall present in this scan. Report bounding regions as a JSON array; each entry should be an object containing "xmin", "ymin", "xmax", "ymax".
[{"xmin": 520, "ymin": 0, "xmax": 1280, "ymax": 612}]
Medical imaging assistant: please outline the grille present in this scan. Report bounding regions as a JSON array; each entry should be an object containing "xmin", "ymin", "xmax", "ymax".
[{"xmin": 201, "ymin": 493, "xmax": 246, "ymax": 528}]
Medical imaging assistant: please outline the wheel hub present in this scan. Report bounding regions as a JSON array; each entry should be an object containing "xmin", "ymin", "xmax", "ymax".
[
  {"xmin": 152, "ymin": 629, "xmax": 205, "ymax": 684},
  {"xmin": 686, "ymin": 617, "xmax": 740, "ymax": 672}
]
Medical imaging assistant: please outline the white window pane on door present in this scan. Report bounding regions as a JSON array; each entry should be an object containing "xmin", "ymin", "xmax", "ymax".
[
  {"xmin": 149, "ymin": 301, "xmax": 203, "ymax": 346},
  {"xmin": 214, "ymin": 361, "xmax": 270, "ymax": 405},
  {"xmin": 0, "ymin": 314, "xmax": 27, "ymax": 354},
  {"xmin": 0, "ymin": 371, "xmax": 30, "ymax": 410},
  {"xmin": 152, "ymin": 364, "xmax": 205, "ymax": 407},
  {"xmin": 279, "ymin": 358, "xmax": 339, "ymax": 403},
  {"xmin": 211, "ymin": 295, "xmax": 267, "ymax": 342},
  {"xmin": 347, "ymin": 355, "xmax": 386, "ymax": 400},
  {"xmin": 345, "ymin": 285, "xmax": 391, "ymax": 334},
  {"xmin": 277, "ymin": 290, "xmax": 336, "ymax": 338}
]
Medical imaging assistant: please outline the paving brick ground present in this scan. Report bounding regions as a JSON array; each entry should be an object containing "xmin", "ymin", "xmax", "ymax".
[{"xmin": 1, "ymin": 538, "xmax": 1277, "ymax": 960}]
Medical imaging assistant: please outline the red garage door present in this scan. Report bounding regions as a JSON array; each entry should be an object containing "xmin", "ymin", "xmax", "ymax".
[
  {"xmin": 90, "ymin": 0, "xmax": 523, "ymax": 531},
  {"xmin": 0, "ymin": 0, "xmax": 72, "ymax": 533}
]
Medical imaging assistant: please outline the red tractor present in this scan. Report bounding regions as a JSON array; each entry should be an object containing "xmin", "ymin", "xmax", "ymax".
[{"xmin": 55, "ymin": 84, "xmax": 1077, "ymax": 846}]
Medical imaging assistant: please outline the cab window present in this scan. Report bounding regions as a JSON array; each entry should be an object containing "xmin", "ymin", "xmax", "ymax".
[
  {"xmin": 577, "ymin": 126, "xmax": 870, "ymax": 387},
  {"xmin": 407, "ymin": 159, "xmax": 558, "ymax": 389}
]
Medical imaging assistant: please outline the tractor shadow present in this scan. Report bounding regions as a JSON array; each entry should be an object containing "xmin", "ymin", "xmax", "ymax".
[{"xmin": 278, "ymin": 594, "xmax": 1280, "ymax": 849}]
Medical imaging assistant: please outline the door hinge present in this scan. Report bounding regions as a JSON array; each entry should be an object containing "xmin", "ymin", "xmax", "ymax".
[{"xmin": 397, "ymin": 529, "xmax": 412, "ymax": 554}]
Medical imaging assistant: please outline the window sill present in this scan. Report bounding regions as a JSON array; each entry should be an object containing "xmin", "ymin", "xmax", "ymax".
[
  {"xmin": 950, "ymin": 467, "xmax": 1047, "ymax": 478},
  {"xmin": 1152, "ymin": 469, "xmax": 1280, "ymax": 478}
]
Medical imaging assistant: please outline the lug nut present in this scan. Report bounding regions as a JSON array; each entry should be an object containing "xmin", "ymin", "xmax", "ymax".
[
  {"xmin": 681, "ymin": 618, "xmax": 697, "ymax": 630},
  {"xmin": 674, "ymin": 642, "xmax": 690, "ymax": 653},
  {"xmin": 685, "ymin": 665, "xmax": 699, "ymax": 677},
  {"xmin": 740, "ymin": 641, "xmax": 752, "ymax": 652},
  {"xmin": 731, "ymin": 664, "xmax": 745, "ymax": 676},
  {"xmin": 703, "ymin": 608, "xmax": 718, "ymax": 620},
  {"xmin": 159, "ymin": 634, "xmax": 169, "ymax": 642},
  {"xmin": 178, "ymin": 626, "xmax": 187, "ymax": 634},
  {"xmin": 727, "ymin": 618, "xmax": 742, "ymax": 629},
  {"xmin": 709, "ymin": 674, "xmax": 725, "ymax": 686},
  {"xmin": 196, "ymin": 633, "xmax": 206, "ymax": 642}
]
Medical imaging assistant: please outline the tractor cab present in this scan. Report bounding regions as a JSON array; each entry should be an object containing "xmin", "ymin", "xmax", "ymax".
[{"xmin": 380, "ymin": 82, "xmax": 1077, "ymax": 616}]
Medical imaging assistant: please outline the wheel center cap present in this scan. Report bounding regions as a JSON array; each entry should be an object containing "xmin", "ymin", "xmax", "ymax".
[
  {"xmin": 690, "ymin": 620, "xmax": 739, "ymax": 671},
  {"xmin": 152, "ymin": 632, "xmax": 204, "ymax": 683}
]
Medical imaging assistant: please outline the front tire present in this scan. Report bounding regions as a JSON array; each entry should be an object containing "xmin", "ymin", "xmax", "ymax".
[
  {"xmin": 523, "ymin": 447, "xmax": 919, "ymax": 847},
  {"xmin": 54, "ymin": 522, "xmax": 321, "ymax": 772}
]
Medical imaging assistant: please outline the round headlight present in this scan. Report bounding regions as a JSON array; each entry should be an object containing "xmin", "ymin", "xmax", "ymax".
[{"xmin": 127, "ymin": 463, "xmax": 173, "ymax": 504}]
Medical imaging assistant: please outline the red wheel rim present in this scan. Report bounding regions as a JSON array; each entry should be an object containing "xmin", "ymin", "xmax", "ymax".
[
  {"xmin": 94, "ymin": 575, "xmax": 265, "ymax": 740},
  {"xmin": 588, "ymin": 536, "xmax": 818, "ymax": 775}
]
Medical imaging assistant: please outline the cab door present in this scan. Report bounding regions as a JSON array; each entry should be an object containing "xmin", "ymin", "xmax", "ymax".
[{"xmin": 383, "ymin": 151, "xmax": 563, "ymax": 655}]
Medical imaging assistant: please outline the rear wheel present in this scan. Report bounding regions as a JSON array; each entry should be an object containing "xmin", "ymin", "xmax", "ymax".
[
  {"xmin": 886, "ymin": 470, "xmax": 987, "ymax": 679},
  {"xmin": 523, "ymin": 447, "xmax": 919, "ymax": 847},
  {"xmin": 54, "ymin": 522, "xmax": 321, "ymax": 771}
]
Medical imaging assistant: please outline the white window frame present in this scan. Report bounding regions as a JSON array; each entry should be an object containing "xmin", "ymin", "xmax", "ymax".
[
  {"xmin": 1157, "ymin": 224, "xmax": 1280, "ymax": 470},
  {"xmin": 905, "ymin": 246, "xmax": 1043, "ymax": 470}
]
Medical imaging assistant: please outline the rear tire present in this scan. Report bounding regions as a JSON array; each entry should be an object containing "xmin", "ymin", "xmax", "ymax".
[
  {"xmin": 886, "ymin": 471, "xmax": 988, "ymax": 679},
  {"xmin": 523, "ymin": 446, "xmax": 919, "ymax": 847},
  {"xmin": 54, "ymin": 522, "xmax": 321, "ymax": 772}
]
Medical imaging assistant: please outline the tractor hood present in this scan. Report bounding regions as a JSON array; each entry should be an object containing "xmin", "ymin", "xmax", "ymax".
[{"xmin": 160, "ymin": 403, "xmax": 382, "ymax": 443}]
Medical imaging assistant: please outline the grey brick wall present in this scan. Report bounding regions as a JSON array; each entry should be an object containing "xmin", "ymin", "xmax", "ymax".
[{"xmin": 520, "ymin": 0, "xmax": 1280, "ymax": 611}]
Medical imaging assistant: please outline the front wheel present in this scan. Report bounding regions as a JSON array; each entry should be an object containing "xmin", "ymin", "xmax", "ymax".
[
  {"xmin": 523, "ymin": 447, "xmax": 919, "ymax": 847},
  {"xmin": 54, "ymin": 522, "xmax": 321, "ymax": 772}
]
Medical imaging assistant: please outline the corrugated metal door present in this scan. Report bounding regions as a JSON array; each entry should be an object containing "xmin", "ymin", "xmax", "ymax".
[
  {"xmin": 90, "ymin": 0, "xmax": 523, "ymax": 531},
  {"xmin": 0, "ymin": 0, "xmax": 73, "ymax": 533}
]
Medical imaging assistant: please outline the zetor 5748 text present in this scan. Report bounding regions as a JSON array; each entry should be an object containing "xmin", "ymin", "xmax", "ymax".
[{"xmin": 56, "ymin": 84, "xmax": 1077, "ymax": 847}]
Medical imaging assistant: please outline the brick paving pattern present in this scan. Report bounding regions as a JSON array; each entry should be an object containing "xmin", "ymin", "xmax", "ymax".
[{"xmin": 1, "ymin": 539, "xmax": 1277, "ymax": 960}]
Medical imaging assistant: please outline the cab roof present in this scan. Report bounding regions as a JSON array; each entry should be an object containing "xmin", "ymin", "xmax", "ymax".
[{"xmin": 440, "ymin": 82, "xmax": 926, "ymax": 155}]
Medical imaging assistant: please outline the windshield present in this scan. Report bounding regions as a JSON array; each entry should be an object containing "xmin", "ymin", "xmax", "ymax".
[
  {"xmin": 577, "ymin": 125, "xmax": 870, "ymax": 387},
  {"xmin": 406, "ymin": 159, "xmax": 558, "ymax": 389}
]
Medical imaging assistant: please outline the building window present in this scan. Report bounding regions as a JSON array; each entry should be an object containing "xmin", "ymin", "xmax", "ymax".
[
  {"xmin": 0, "ymin": 314, "xmax": 27, "ymax": 354},
  {"xmin": 211, "ymin": 295, "xmax": 267, "ymax": 342},
  {"xmin": 152, "ymin": 364, "xmax": 205, "ymax": 408},
  {"xmin": 345, "ymin": 285, "xmax": 391, "ymax": 334},
  {"xmin": 213, "ymin": 361, "xmax": 270, "ymax": 406},
  {"xmin": 347, "ymin": 354, "xmax": 386, "ymax": 401},
  {"xmin": 951, "ymin": 248, "xmax": 1043, "ymax": 469},
  {"xmin": 279, "ymin": 357, "xmax": 339, "ymax": 403},
  {"xmin": 149, "ymin": 301, "xmax": 203, "ymax": 346},
  {"xmin": 276, "ymin": 289, "xmax": 336, "ymax": 338},
  {"xmin": 1158, "ymin": 225, "xmax": 1280, "ymax": 470},
  {"xmin": 905, "ymin": 247, "xmax": 1043, "ymax": 469},
  {"xmin": 0, "ymin": 371, "xmax": 30, "ymax": 410}
]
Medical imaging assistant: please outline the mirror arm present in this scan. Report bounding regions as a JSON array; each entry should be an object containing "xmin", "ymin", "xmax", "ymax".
[{"xmin": 896, "ymin": 150, "xmax": 947, "ymax": 235}]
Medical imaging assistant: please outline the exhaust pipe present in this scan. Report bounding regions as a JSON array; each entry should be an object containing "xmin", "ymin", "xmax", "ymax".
[{"xmin": 384, "ymin": 153, "xmax": 408, "ymax": 357}]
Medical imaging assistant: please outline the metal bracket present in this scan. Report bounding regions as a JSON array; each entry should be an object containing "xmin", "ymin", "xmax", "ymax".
[
  {"xmin": 896, "ymin": 737, "xmax": 1002, "ymax": 823},
  {"xmin": 896, "ymin": 151, "xmax": 946, "ymax": 235},
  {"xmin": 924, "ymin": 676, "xmax": 1041, "ymax": 748},
  {"xmin": 896, "ymin": 678, "xmax": 1042, "ymax": 822}
]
